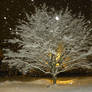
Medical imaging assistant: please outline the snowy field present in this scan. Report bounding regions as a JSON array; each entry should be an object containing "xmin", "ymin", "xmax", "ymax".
[{"xmin": 0, "ymin": 76, "xmax": 92, "ymax": 92}]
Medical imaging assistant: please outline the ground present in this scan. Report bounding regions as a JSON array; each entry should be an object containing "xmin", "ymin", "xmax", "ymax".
[{"xmin": 0, "ymin": 76, "xmax": 92, "ymax": 92}]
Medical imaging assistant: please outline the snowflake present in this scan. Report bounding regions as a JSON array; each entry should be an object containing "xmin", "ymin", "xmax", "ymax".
[
  {"xmin": 55, "ymin": 16, "xmax": 59, "ymax": 20},
  {"xmin": 9, "ymin": 28, "xmax": 12, "ymax": 30},
  {"xmin": 4, "ymin": 17, "xmax": 7, "ymax": 20},
  {"xmin": 6, "ymin": 8, "xmax": 9, "ymax": 11}
]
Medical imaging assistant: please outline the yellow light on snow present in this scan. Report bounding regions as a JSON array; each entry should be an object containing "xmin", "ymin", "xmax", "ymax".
[
  {"xmin": 56, "ymin": 53, "xmax": 61, "ymax": 61},
  {"xmin": 57, "ymin": 80, "xmax": 74, "ymax": 85}
]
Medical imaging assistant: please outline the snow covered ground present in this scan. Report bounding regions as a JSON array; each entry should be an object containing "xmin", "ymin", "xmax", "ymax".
[{"xmin": 0, "ymin": 76, "xmax": 92, "ymax": 92}]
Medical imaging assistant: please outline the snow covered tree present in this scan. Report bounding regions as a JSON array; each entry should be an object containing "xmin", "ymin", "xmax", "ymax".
[{"xmin": 3, "ymin": 6, "xmax": 92, "ymax": 84}]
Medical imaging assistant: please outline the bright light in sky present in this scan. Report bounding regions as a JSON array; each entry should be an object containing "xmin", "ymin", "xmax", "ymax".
[{"xmin": 55, "ymin": 16, "xmax": 59, "ymax": 20}]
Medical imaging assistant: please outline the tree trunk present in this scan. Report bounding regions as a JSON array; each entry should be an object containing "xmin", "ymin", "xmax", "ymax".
[{"xmin": 52, "ymin": 75, "xmax": 56, "ymax": 85}]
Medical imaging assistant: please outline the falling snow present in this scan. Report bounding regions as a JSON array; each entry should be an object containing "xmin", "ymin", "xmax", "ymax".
[
  {"xmin": 55, "ymin": 16, "xmax": 59, "ymax": 20},
  {"xmin": 6, "ymin": 8, "xmax": 9, "ymax": 11},
  {"xmin": 9, "ymin": 28, "xmax": 12, "ymax": 30},
  {"xmin": 4, "ymin": 17, "xmax": 7, "ymax": 20}
]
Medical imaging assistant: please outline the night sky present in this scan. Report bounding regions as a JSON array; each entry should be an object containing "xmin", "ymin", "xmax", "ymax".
[{"xmin": 0, "ymin": 0, "xmax": 92, "ymax": 50}]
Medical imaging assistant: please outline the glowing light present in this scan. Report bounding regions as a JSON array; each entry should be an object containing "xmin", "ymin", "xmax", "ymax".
[
  {"xmin": 56, "ymin": 53, "xmax": 61, "ymax": 61},
  {"xmin": 57, "ymin": 80, "xmax": 74, "ymax": 85},
  {"xmin": 55, "ymin": 16, "xmax": 59, "ymax": 20},
  {"xmin": 56, "ymin": 63, "xmax": 59, "ymax": 66},
  {"xmin": 31, "ymin": 0, "xmax": 34, "ymax": 1},
  {"xmin": 47, "ymin": 44, "xmax": 70, "ymax": 68},
  {"xmin": 48, "ymin": 79, "xmax": 74, "ymax": 85},
  {"xmin": 56, "ymin": 43, "xmax": 63, "ymax": 61}
]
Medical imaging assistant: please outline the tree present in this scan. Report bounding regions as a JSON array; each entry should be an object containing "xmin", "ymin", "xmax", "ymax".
[{"xmin": 3, "ymin": 5, "xmax": 92, "ymax": 84}]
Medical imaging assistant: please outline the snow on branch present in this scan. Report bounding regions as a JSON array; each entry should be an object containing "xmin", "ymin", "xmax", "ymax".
[{"xmin": 3, "ymin": 5, "xmax": 92, "ymax": 76}]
